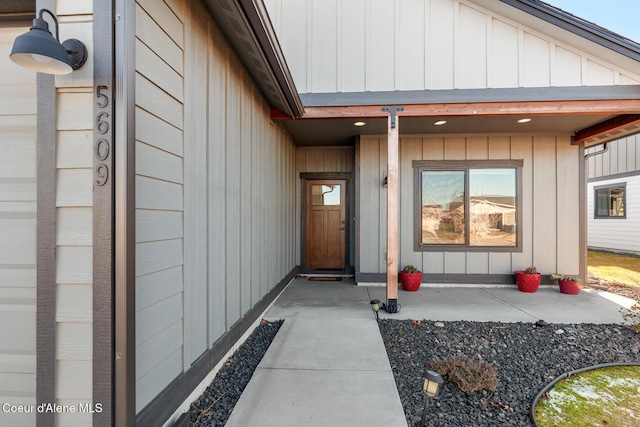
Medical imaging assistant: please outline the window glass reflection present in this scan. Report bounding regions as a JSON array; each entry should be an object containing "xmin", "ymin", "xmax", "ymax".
[
  {"xmin": 421, "ymin": 171, "xmax": 465, "ymax": 244},
  {"xmin": 469, "ymin": 169, "xmax": 516, "ymax": 246},
  {"xmin": 311, "ymin": 184, "xmax": 341, "ymax": 206}
]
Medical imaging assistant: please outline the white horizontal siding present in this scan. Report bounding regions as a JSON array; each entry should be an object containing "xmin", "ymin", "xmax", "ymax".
[
  {"xmin": 0, "ymin": 24, "xmax": 36, "ymax": 427},
  {"xmin": 587, "ymin": 174, "xmax": 640, "ymax": 253},
  {"xmin": 52, "ymin": 7, "xmax": 96, "ymax": 426},
  {"xmin": 268, "ymin": 0, "xmax": 640, "ymax": 93}
]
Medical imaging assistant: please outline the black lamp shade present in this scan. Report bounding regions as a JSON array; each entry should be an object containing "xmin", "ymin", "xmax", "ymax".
[
  {"xmin": 10, "ymin": 25, "xmax": 73, "ymax": 74},
  {"xmin": 10, "ymin": 10, "xmax": 87, "ymax": 75}
]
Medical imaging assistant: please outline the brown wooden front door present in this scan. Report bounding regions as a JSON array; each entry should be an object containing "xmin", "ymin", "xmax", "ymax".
[{"xmin": 305, "ymin": 180, "xmax": 346, "ymax": 269}]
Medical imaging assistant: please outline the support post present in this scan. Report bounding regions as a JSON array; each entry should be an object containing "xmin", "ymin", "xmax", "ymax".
[{"xmin": 383, "ymin": 107, "xmax": 403, "ymax": 313}]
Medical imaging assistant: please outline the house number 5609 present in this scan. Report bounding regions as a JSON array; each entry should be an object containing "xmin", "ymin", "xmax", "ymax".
[{"xmin": 95, "ymin": 85, "xmax": 110, "ymax": 186}]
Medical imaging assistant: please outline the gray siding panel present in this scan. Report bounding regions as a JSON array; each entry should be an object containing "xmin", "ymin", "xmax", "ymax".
[
  {"xmin": 532, "ymin": 136, "xmax": 558, "ymax": 273},
  {"xmin": 183, "ymin": 1, "xmax": 209, "ymax": 369},
  {"xmin": 135, "ymin": 0, "xmax": 298, "ymax": 420},
  {"xmin": 357, "ymin": 133, "xmax": 580, "ymax": 281}
]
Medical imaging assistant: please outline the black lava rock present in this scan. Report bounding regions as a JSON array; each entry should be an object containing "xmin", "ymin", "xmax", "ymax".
[
  {"xmin": 188, "ymin": 320, "xmax": 283, "ymax": 427},
  {"xmin": 378, "ymin": 320, "xmax": 640, "ymax": 427}
]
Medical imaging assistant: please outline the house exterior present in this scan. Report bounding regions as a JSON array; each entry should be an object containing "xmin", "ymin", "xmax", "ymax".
[
  {"xmin": 586, "ymin": 133, "xmax": 640, "ymax": 255},
  {"xmin": 1, "ymin": 0, "xmax": 639, "ymax": 426}
]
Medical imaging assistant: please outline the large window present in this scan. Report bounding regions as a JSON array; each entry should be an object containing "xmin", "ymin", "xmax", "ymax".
[
  {"xmin": 414, "ymin": 160, "xmax": 522, "ymax": 251},
  {"xmin": 594, "ymin": 183, "xmax": 626, "ymax": 218}
]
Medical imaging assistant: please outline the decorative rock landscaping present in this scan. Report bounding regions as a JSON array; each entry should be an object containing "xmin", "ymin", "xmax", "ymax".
[{"xmin": 378, "ymin": 320, "xmax": 640, "ymax": 426}]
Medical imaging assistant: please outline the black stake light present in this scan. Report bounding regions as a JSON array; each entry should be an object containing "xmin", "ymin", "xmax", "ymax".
[
  {"xmin": 10, "ymin": 8, "xmax": 87, "ymax": 74},
  {"xmin": 421, "ymin": 370, "xmax": 443, "ymax": 426},
  {"xmin": 369, "ymin": 299, "xmax": 386, "ymax": 321}
]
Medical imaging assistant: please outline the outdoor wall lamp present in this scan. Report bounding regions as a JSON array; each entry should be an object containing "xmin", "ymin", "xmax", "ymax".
[
  {"xmin": 421, "ymin": 370, "xmax": 443, "ymax": 426},
  {"xmin": 10, "ymin": 8, "xmax": 87, "ymax": 75}
]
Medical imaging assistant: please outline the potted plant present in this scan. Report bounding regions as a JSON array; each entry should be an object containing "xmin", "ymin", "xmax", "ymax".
[
  {"xmin": 400, "ymin": 265, "xmax": 422, "ymax": 291},
  {"xmin": 514, "ymin": 266, "xmax": 542, "ymax": 293},
  {"xmin": 550, "ymin": 274, "xmax": 581, "ymax": 295}
]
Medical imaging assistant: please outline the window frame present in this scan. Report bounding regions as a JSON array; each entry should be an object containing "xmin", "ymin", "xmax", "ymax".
[
  {"xmin": 413, "ymin": 160, "xmax": 523, "ymax": 252},
  {"xmin": 593, "ymin": 182, "xmax": 626, "ymax": 219}
]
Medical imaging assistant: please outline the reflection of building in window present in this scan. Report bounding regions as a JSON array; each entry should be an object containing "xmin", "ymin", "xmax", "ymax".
[
  {"xmin": 415, "ymin": 162, "xmax": 521, "ymax": 249},
  {"xmin": 311, "ymin": 184, "xmax": 340, "ymax": 206},
  {"xmin": 468, "ymin": 199, "xmax": 516, "ymax": 246},
  {"xmin": 594, "ymin": 183, "xmax": 625, "ymax": 218}
]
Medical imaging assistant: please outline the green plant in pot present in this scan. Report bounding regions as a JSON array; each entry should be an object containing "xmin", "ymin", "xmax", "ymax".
[
  {"xmin": 550, "ymin": 274, "xmax": 581, "ymax": 295},
  {"xmin": 400, "ymin": 265, "xmax": 422, "ymax": 292},
  {"xmin": 514, "ymin": 266, "xmax": 541, "ymax": 293}
]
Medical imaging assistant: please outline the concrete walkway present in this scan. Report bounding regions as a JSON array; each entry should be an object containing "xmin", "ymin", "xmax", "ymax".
[{"xmin": 224, "ymin": 278, "xmax": 636, "ymax": 427}]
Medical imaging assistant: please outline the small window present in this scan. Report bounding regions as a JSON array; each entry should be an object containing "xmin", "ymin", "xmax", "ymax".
[
  {"xmin": 414, "ymin": 160, "xmax": 522, "ymax": 251},
  {"xmin": 311, "ymin": 184, "xmax": 341, "ymax": 206},
  {"xmin": 594, "ymin": 183, "xmax": 626, "ymax": 218}
]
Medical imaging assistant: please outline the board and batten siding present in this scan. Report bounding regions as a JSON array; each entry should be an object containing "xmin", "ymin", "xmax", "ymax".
[
  {"xmin": 135, "ymin": 0, "xmax": 185, "ymax": 413},
  {"xmin": 265, "ymin": 0, "xmax": 640, "ymax": 93},
  {"xmin": 586, "ymin": 134, "xmax": 640, "ymax": 254},
  {"xmin": 0, "ymin": 23, "xmax": 37, "ymax": 427},
  {"xmin": 586, "ymin": 134, "xmax": 640, "ymax": 179},
  {"xmin": 135, "ymin": 0, "xmax": 297, "ymax": 414},
  {"xmin": 357, "ymin": 134, "xmax": 581, "ymax": 279}
]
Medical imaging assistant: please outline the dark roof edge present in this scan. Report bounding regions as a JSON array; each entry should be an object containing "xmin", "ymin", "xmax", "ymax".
[
  {"xmin": 238, "ymin": 0, "xmax": 304, "ymax": 117},
  {"xmin": 500, "ymin": 0, "xmax": 640, "ymax": 62},
  {"xmin": 300, "ymin": 85, "xmax": 640, "ymax": 107}
]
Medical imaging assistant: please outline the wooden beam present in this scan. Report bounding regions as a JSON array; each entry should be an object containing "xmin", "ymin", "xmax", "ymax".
[
  {"xmin": 574, "ymin": 114, "xmax": 640, "ymax": 143},
  {"xmin": 271, "ymin": 99, "xmax": 640, "ymax": 120},
  {"xmin": 386, "ymin": 110, "xmax": 400, "ymax": 312}
]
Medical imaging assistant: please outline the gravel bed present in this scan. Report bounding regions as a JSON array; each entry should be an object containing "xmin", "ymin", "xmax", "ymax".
[
  {"xmin": 188, "ymin": 320, "xmax": 282, "ymax": 427},
  {"xmin": 378, "ymin": 320, "xmax": 640, "ymax": 427}
]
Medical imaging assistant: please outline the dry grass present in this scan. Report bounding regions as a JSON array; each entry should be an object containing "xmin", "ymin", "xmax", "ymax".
[
  {"xmin": 588, "ymin": 250, "xmax": 640, "ymax": 289},
  {"xmin": 432, "ymin": 355, "xmax": 498, "ymax": 394}
]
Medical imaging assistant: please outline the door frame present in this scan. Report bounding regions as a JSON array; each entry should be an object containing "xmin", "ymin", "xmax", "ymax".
[{"xmin": 300, "ymin": 172, "xmax": 352, "ymax": 273}]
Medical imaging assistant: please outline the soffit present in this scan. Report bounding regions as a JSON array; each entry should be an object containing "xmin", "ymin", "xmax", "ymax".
[
  {"xmin": 282, "ymin": 114, "xmax": 615, "ymax": 147},
  {"xmin": 202, "ymin": 0, "xmax": 303, "ymax": 117},
  {"xmin": 281, "ymin": 86, "xmax": 640, "ymax": 147},
  {"xmin": 0, "ymin": 0, "xmax": 34, "ymax": 21}
]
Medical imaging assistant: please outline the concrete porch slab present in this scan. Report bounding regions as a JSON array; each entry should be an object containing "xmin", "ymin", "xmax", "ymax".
[{"xmin": 369, "ymin": 285, "xmax": 630, "ymax": 324}]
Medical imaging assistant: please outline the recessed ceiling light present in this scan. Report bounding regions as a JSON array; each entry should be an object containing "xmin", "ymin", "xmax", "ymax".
[
  {"xmin": 354, "ymin": 121, "xmax": 366, "ymax": 127},
  {"xmin": 434, "ymin": 120, "xmax": 447, "ymax": 126},
  {"xmin": 517, "ymin": 118, "xmax": 532, "ymax": 123}
]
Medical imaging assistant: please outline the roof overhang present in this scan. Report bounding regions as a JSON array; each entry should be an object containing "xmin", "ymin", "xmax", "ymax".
[
  {"xmin": 0, "ymin": 0, "xmax": 34, "ymax": 21},
  {"xmin": 202, "ymin": 0, "xmax": 304, "ymax": 118},
  {"xmin": 273, "ymin": 86, "xmax": 640, "ymax": 147},
  {"xmin": 498, "ymin": 0, "xmax": 640, "ymax": 62}
]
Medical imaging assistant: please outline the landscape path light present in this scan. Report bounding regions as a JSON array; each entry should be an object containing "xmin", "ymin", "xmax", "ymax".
[{"xmin": 421, "ymin": 369, "xmax": 443, "ymax": 426}]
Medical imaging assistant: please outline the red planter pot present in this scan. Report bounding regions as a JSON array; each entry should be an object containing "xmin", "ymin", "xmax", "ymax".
[
  {"xmin": 558, "ymin": 279, "xmax": 581, "ymax": 295},
  {"xmin": 514, "ymin": 271, "xmax": 541, "ymax": 293},
  {"xmin": 400, "ymin": 272, "xmax": 422, "ymax": 292}
]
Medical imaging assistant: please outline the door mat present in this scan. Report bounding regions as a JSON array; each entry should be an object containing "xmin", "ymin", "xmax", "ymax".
[{"xmin": 308, "ymin": 277, "xmax": 342, "ymax": 281}]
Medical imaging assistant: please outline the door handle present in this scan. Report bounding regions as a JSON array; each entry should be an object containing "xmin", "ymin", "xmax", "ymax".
[{"xmin": 338, "ymin": 227, "xmax": 345, "ymax": 231}]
